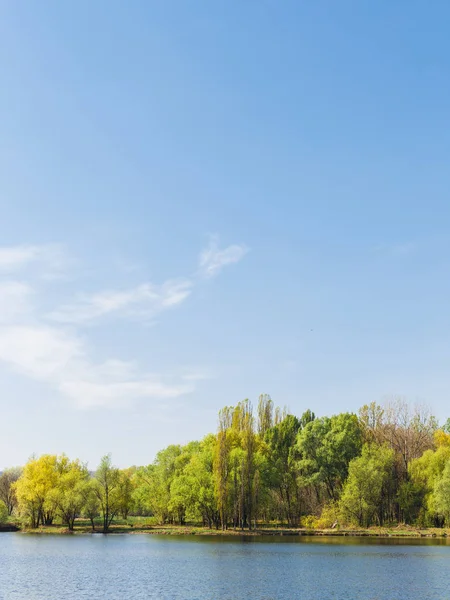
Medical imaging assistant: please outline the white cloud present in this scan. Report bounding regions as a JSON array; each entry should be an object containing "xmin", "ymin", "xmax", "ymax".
[
  {"xmin": 0, "ymin": 245, "xmax": 41, "ymax": 271},
  {"xmin": 49, "ymin": 279, "xmax": 193, "ymax": 324},
  {"xmin": 60, "ymin": 378, "xmax": 193, "ymax": 410},
  {"xmin": 0, "ymin": 324, "xmax": 194, "ymax": 409},
  {"xmin": 198, "ymin": 236, "xmax": 248, "ymax": 278},
  {"xmin": 0, "ymin": 237, "xmax": 246, "ymax": 409},
  {"xmin": 0, "ymin": 244, "xmax": 66, "ymax": 278},
  {"xmin": 0, "ymin": 325, "xmax": 83, "ymax": 381},
  {"xmin": 180, "ymin": 368, "xmax": 213, "ymax": 382},
  {"xmin": 0, "ymin": 281, "xmax": 33, "ymax": 323}
]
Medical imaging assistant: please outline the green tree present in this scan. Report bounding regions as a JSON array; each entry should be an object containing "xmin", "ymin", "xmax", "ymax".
[
  {"xmin": 93, "ymin": 454, "xmax": 121, "ymax": 532},
  {"xmin": 169, "ymin": 436, "xmax": 219, "ymax": 528},
  {"xmin": 433, "ymin": 462, "xmax": 450, "ymax": 525},
  {"xmin": 397, "ymin": 480, "xmax": 425, "ymax": 524},
  {"xmin": 442, "ymin": 418, "xmax": 450, "ymax": 434},
  {"xmin": 82, "ymin": 481, "xmax": 101, "ymax": 531},
  {"xmin": 134, "ymin": 445, "xmax": 185, "ymax": 524},
  {"xmin": 265, "ymin": 414, "xmax": 302, "ymax": 525},
  {"xmin": 339, "ymin": 444, "xmax": 395, "ymax": 527},
  {"xmin": 0, "ymin": 501, "xmax": 8, "ymax": 525},
  {"xmin": 297, "ymin": 413, "xmax": 363, "ymax": 501},
  {"xmin": 117, "ymin": 469, "xmax": 136, "ymax": 520},
  {"xmin": 299, "ymin": 409, "xmax": 315, "ymax": 429},
  {"xmin": 409, "ymin": 432, "xmax": 450, "ymax": 525}
]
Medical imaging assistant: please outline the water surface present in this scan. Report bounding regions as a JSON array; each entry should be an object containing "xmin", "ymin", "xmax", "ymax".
[{"xmin": 1, "ymin": 534, "xmax": 450, "ymax": 599}]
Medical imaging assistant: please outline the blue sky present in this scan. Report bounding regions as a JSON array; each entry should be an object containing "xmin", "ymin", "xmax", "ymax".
[{"xmin": 1, "ymin": 1, "xmax": 450, "ymax": 468}]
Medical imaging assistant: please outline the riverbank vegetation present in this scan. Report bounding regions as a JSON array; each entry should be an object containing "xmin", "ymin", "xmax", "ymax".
[{"xmin": 2, "ymin": 396, "xmax": 450, "ymax": 534}]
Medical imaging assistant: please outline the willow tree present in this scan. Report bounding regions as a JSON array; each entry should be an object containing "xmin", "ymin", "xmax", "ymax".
[
  {"xmin": 93, "ymin": 454, "xmax": 121, "ymax": 532},
  {"xmin": 339, "ymin": 444, "xmax": 395, "ymax": 527},
  {"xmin": 433, "ymin": 462, "xmax": 450, "ymax": 525},
  {"xmin": 14, "ymin": 455, "xmax": 61, "ymax": 527},
  {"xmin": 49, "ymin": 459, "xmax": 89, "ymax": 530},
  {"xmin": 169, "ymin": 435, "xmax": 219, "ymax": 528},
  {"xmin": 134, "ymin": 445, "xmax": 187, "ymax": 524},
  {"xmin": 408, "ymin": 431, "xmax": 450, "ymax": 525}
]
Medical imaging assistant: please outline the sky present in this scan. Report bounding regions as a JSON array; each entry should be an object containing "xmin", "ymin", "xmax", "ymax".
[{"xmin": 1, "ymin": 1, "xmax": 450, "ymax": 468}]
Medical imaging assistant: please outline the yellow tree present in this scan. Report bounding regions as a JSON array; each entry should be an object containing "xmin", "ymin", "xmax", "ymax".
[
  {"xmin": 14, "ymin": 455, "xmax": 60, "ymax": 528},
  {"xmin": 49, "ymin": 459, "xmax": 90, "ymax": 530}
]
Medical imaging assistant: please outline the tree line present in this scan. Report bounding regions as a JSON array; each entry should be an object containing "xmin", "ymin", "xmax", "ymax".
[{"xmin": 2, "ymin": 396, "xmax": 450, "ymax": 532}]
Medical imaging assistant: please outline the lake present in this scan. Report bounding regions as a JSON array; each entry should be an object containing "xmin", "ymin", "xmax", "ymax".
[{"xmin": 1, "ymin": 534, "xmax": 450, "ymax": 599}]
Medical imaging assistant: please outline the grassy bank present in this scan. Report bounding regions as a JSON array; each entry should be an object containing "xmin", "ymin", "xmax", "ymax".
[{"xmin": 7, "ymin": 519, "xmax": 450, "ymax": 538}]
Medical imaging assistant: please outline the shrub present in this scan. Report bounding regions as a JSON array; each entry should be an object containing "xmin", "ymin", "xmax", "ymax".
[
  {"xmin": 301, "ymin": 515, "xmax": 319, "ymax": 529},
  {"xmin": 316, "ymin": 502, "xmax": 340, "ymax": 529}
]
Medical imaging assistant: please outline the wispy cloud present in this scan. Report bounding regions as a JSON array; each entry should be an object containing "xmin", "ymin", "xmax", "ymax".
[
  {"xmin": 0, "ymin": 324, "xmax": 193, "ymax": 409},
  {"xmin": 49, "ymin": 279, "xmax": 193, "ymax": 324},
  {"xmin": 0, "ymin": 282, "xmax": 193, "ymax": 409},
  {"xmin": 0, "ymin": 325, "xmax": 83, "ymax": 381},
  {"xmin": 0, "ymin": 237, "xmax": 247, "ymax": 409},
  {"xmin": 198, "ymin": 236, "xmax": 248, "ymax": 278},
  {"xmin": 0, "ymin": 281, "xmax": 33, "ymax": 323},
  {"xmin": 0, "ymin": 244, "xmax": 67, "ymax": 278},
  {"xmin": 49, "ymin": 237, "xmax": 248, "ymax": 324}
]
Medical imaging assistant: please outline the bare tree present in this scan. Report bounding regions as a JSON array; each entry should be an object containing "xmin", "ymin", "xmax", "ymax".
[
  {"xmin": 382, "ymin": 397, "xmax": 437, "ymax": 471},
  {"xmin": 359, "ymin": 398, "xmax": 437, "ymax": 470},
  {"xmin": 257, "ymin": 394, "xmax": 274, "ymax": 437},
  {"xmin": 0, "ymin": 468, "xmax": 22, "ymax": 515}
]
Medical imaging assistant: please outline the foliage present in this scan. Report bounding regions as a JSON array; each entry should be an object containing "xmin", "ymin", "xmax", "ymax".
[
  {"xmin": 316, "ymin": 501, "xmax": 340, "ymax": 529},
  {"xmin": 93, "ymin": 454, "xmax": 121, "ymax": 532},
  {"xmin": 0, "ymin": 501, "xmax": 8, "ymax": 525},
  {"xmin": 397, "ymin": 480, "xmax": 425, "ymax": 524},
  {"xmin": 48, "ymin": 459, "xmax": 89, "ymax": 530},
  {"xmin": 83, "ymin": 481, "xmax": 101, "ymax": 530},
  {"xmin": 434, "ymin": 462, "xmax": 450, "ymax": 525},
  {"xmin": 264, "ymin": 414, "xmax": 302, "ymax": 526},
  {"xmin": 6, "ymin": 399, "xmax": 449, "ymax": 532},
  {"xmin": 409, "ymin": 443, "xmax": 450, "ymax": 522},
  {"xmin": 117, "ymin": 469, "xmax": 136, "ymax": 520},
  {"xmin": 297, "ymin": 413, "xmax": 363, "ymax": 500},
  {"xmin": 14, "ymin": 455, "xmax": 61, "ymax": 527},
  {"xmin": 339, "ymin": 444, "xmax": 395, "ymax": 527}
]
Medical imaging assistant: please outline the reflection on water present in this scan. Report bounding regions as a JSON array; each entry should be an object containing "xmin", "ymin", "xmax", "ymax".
[{"xmin": 1, "ymin": 533, "xmax": 449, "ymax": 599}]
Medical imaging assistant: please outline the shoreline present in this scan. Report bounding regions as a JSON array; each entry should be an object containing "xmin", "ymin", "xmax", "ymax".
[{"xmin": 3, "ymin": 524, "xmax": 450, "ymax": 539}]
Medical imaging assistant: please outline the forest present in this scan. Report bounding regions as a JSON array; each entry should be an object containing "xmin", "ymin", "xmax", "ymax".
[{"xmin": 2, "ymin": 396, "xmax": 450, "ymax": 533}]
